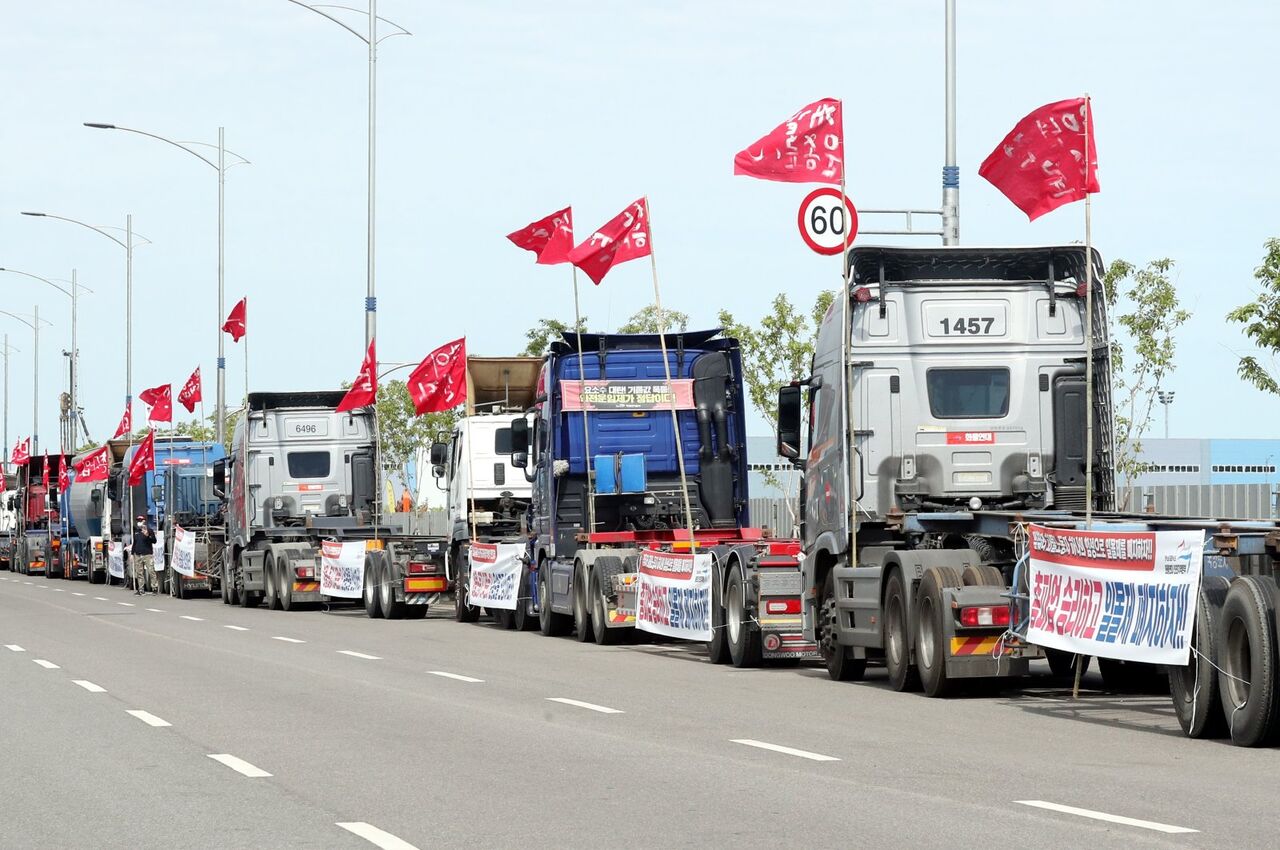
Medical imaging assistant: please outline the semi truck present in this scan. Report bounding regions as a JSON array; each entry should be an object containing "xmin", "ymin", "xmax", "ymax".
[
  {"xmin": 433, "ymin": 355, "xmax": 539, "ymax": 627},
  {"xmin": 509, "ymin": 329, "xmax": 815, "ymax": 665},
  {"xmin": 13, "ymin": 454, "xmax": 70, "ymax": 577},
  {"xmin": 214, "ymin": 391, "xmax": 447, "ymax": 617},
  {"xmin": 1, "ymin": 473, "xmax": 17, "ymax": 570}
]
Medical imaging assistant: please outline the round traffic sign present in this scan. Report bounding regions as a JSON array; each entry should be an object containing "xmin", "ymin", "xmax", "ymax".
[{"xmin": 797, "ymin": 187, "xmax": 858, "ymax": 256}]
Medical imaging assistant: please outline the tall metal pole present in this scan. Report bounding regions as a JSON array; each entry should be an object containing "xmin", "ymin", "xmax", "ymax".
[
  {"xmin": 32, "ymin": 304, "xmax": 39, "ymax": 457},
  {"xmin": 217, "ymin": 127, "xmax": 227, "ymax": 446},
  {"xmin": 3, "ymin": 333, "xmax": 9, "ymax": 468},
  {"xmin": 941, "ymin": 0, "xmax": 959, "ymax": 246},
  {"xmin": 126, "ymin": 214, "xmax": 133, "ymax": 415},
  {"xmin": 365, "ymin": 0, "xmax": 377, "ymax": 350},
  {"xmin": 70, "ymin": 268, "xmax": 78, "ymax": 451}
]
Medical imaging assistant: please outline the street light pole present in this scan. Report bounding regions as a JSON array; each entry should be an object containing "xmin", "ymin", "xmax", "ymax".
[
  {"xmin": 2, "ymin": 335, "xmax": 15, "ymax": 469},
  {"xmin": 1157, "ymin": 390, "xmax": 1175, "ymax": 439},
  {"xmin": 941, "ymin": 0, "xmax": 959, "ymax": 245},
  {"xmin": 0, "ymin": 310, "xmax": 50, "ymax": 458}
]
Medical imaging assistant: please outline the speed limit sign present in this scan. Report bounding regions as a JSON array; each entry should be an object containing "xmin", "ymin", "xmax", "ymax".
[{"xmin": 797, "ymin": 187, "xmax": 858, "ymax": 256}]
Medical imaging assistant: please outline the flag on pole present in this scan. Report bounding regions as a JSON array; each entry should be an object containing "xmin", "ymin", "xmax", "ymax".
[
  {"xmin": 11, "ymin": 437, "xmax": 30, "ymax": 466},
  {"xmin": 58, "ymin": 458, "xmax": 70, "ymax": 492},
  {"xmin": 979, "ymin": 97, "xmax": 1100, "ymax": 221},
  {"xmin": 111, "ymin": 404, "xmax": 132, "ymax": 440},
  {"xmin": 41, "ymin": 452, "xmax": 49, "ymax": 491},
  {"xmin": 139, "ymin": 384, "xmax": 173, "ymax": 424},
  {"xmin": 733, "ymin": 98, "xmax": 844, "ymax": 185},
  {"xmin": 73, "ymin": 445, "xmax": 110, "ymax": 483},
  {"xmin": 567, "ymin": 198, "xmax": 651, "ymax": 285},
  {"xmin": 336, "ymin": 339, "xmax": 378, "ymax": 412},
  {"xmin": 507, "ymin": 207, "xmax": 574, "ymax": 265},
  {"xmin": 222, "ymin": 298, "xmax": 247, "ymax": 342},
  {"xmin": 127, "ymin": 431, "xmax": 155, "ymax": 486},
  {"xmin": 178, "ymin": 367, "xmax": 203, "ymax": 413},
  {"xmin": 408, "ymin": 337, "xmax": 466, "ymax": 415}
]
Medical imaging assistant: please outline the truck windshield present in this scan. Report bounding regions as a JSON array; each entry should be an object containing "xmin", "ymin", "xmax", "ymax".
[
  {"xmin": 287, "ymin": 451, "xmax": 331, "ymax": 479},
  {"xmin": 494, "ymin": 428, "xmax": 513, "ymax": 455},
  {"xmin": 926, "ymin": 368, "xmax": 1010, "ymax": 419}
]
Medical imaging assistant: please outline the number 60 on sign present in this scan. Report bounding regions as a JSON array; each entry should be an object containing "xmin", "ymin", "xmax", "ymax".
[{"xmin": 797, "ymin": 187, "xmax": 858, "ymax": 256}]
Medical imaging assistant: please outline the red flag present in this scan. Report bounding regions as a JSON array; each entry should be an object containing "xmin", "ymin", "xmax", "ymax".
[
  {"xmin": 222, "ymin": 297, "xmax": 247, "ymax": 342},
  {"xmin": 507, "ymin": 207, "xmax": 574, "ymax": 265},
  {"xmin": 58, "ymin": 458, "xmax": 70, "ymax": 492},
  {"xmin": 408, "ymin": 337, "xmax": 466, "ymax": 415},
  {"xmin": 336, "ymin": 339, "xmax": 378, "ymax": 412},
  {"xmin": 111, "ymin": 404, "xmax": 132, "ymax": 440},
  {"xmin": 41, "ymin": 452, "xmax": 49, "ymax": 491},
  {"xmin": 567, "ymin": 198, "xmax": 651, "ymax": 285},
  {"xmin": 979, "ymin": 98, "xmax": 1100, "ymax": 221},
  {"xmin": 178, "ymin": 367, "xmax": 202, "ymax": 413},
  {"xmin": 139, "ymin": 384, "xmax": 173, "ymax": 424},
  {"xmin": 11, "ymin": 437, "xmax": 30, "ymax": 466},
  {"xmin": 73, "ymin": 445, "xmax": 111, "ymax": 483},
  {"xmin": 733, "ymin": 98, "xmax": 844, "ymax": 185},
  {"xmin": 127, "ymin": 431, "xmax": 155, "ymax": 486}
]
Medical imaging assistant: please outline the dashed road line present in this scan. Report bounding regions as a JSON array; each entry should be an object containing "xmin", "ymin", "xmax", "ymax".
[
  {"xmin": 546, "ymin": 697, "xmax": 624, "ymax": 715},
  {"xmin": 1015, "ymin": 801, "xmax": 1197, "ymax": 834},
  {"xmin": 118, "ymin": 602, "xmax": 136, "ymax": 607},
  {"xmin": 179, "ymin": 615, "xmax": 204, "ymax": 621},
  {"xmin": 72, "ymin": 680, "xmax": 106, "ymax": 693},
  {"xmin": 53, "ymin": 588, "xmax": 65, "ymax": 592},
  {"xmin": 223, "ymin": 625, "xmax": 250, "ymax": 631},
  {"xmin": 429, "ymin": 671, "xmax": 484, "ymax": 683},
  {"xmin": 146, "ymin": 608, "xmax": 165, "ymax": 613},
  {"xmin": 336, "ymin": 822, "xmax": 421, "ymax": 850},
  {"xmin": 126, "ymin": 710, "xmax": 172, "ymax": 728},
  {"xmin": 4, "ymin": 644, "xmax": 25, "ymax": 652},
  {"xmin": 207, "ymin": 753, "xmax": 272, "ymax": 778},
  {"xmin": 730, "ymin": 739, "xmax": 840, "ymax": 762},
  {"xmin": 72, "ymin": 592, "xmax": 85, "ymax": 597},
  {"xmin": 37, "ymin": 584, "xmax": 48, "ymax": 588},
  {"xmin": 337, "ymin": 650, "xmax": 382, "ymax": 660},
  {"xmin": 271, "ymin": 636, "xmax": 305, "ymax": 644},
  {"xmin": 23, "ymin": 581, "xmax": 32, "ymax": 585},
  {"xmin": 94, "ymin": 596, "xmax": 108, "ymax": 601},
  {"xmin": 33, "ymin": 659, "xmax": 59, "ymax": 669}
]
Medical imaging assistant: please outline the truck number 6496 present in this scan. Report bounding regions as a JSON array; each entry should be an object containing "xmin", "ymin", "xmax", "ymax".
[
  {"xmin": 294, "ymin": 424, "xmax": 317, "ymax": 434},
  {"xmin": 938, "ymin": 317, "xmax": 995, "ymax": 335}
]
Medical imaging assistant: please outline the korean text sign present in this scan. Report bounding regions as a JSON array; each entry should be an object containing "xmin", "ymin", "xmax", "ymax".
[
  {"xmin": 1027, "ymin": 524, "xmax": 1203, "ymax": 665},
  {"xmin": 171, "ymin": 525, "xmax": 196, "ymax": 578},
  {"xmin": 320, "ymin": 540, "xmax": 367, "ymax": 599},
  {"xmin": 108, "ymin": 542, "xmax": 125, "ymax": 579},
  {"xmin": 466, "ymin": 541, "xmax": 523, "ymax": 611},
  {"xmin": 636, "ymin": 549, "xmax": 713, "ymax": 641}
]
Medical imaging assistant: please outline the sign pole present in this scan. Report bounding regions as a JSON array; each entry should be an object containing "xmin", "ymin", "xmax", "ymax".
[
  {"xmin": 571, "ymin": 266, "xmax": 597, "ymax": 542},
  {"xmin": 644, "ymin": 197, "xmax": 698, "ymax": 553},
  {"xmin": 1084, "ymin": 94, "xmax": 1094, "ymax": 531},
  {"xmin": 839, "ymin": 165, "xmax": 857, "ymax": 568}
]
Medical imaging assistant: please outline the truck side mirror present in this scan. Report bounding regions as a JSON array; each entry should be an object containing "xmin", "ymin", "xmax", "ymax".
[
  {"xmin": 431, "ymin": 464, "xmax": 444, "ymax": 479},
  {"xmin": 509, "ymin": 417, "xmax": 529, "ymax": 454},
  {"xmin": 777, "ymin": 385, "xmax": 803, "ymax": 460},
  {"xmin": 429, "ymin": 442, "xmax": 448, "ymax": 466},
  {"xmin": 152, "ymin": 484, "xmax": 163, "ymax": 502},
  {"xmin": 212, "ymin": 459, "xmax": 226, "ymax": 490},
  {"xmin": 511, "ymin": 451, "xmax": 528, "ymax": 470},
  {"xmin": 91, "ymin": 488, "xmax": 102, "ymax": 505},
  {"xmin": 107, "ymin": 476, "xmax": 120, "ymax": 502}
]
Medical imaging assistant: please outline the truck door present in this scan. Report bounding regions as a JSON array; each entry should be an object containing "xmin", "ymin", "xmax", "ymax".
[
  {"xmin": 1050, "ymin": 374, "xmax": 1087, "ymax": 510},
  {"xmin": 855, "ymin": 367, "xmax": 900, "ymax": 520}
]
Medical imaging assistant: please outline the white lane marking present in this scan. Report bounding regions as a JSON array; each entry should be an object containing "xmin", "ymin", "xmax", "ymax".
[
  {"xmin": 94, "ymin": 596, "xmax": 108, "ymax": 601},
  {"xmin": 546, "ymin": 697, "xmax": 624, "ymax": 715},
  {"xmin": 37, "ymin": 584, "xmax": 48, "ymax": 588},
  {"xmin": 72, "ymin": 592, "xmax": 85, "ymax": 597},
  {"xmin": 428, "ymin": 671, "xmax": 484, "ymax": 683},
  {"xmin": 336, "ymin": 822, "xmax": 421, "ymax": 850},
  {"xmin": 72, "ymin": 680, "xmax": 106, "ymax": 693},
  {"xmin": 118, "ymin": 602, "xmax": 136, "ymax": 607},
  {"xmin": 730, "ymin": 739, "xmax": 840, "ymax": 762},
  {"xmin": 337, "ymin": 650, "xmax": 382, "ymax": 660},
  {"xmin": 4, "ymin": 645, "xmax": 25, "ymax": 652},
  {"xmin": 179, "ymin": 615, "xmax": 204, "ymax": 621},
  {"xmin": 223, "ymin": 625, "xmax": 250, "ymax": 631},
  {"xmin": 126, "ymin": 710, "xmax": 172, "ymax": 728},
  {"xmin": 53, "ymin": 588, "xmax": 65, "ymax": 592},
  {"xmin": 146, "ymin": 608, "xmax": 164, "ymax": 613},
  {"xmin": 33, "ymin": 659, "xmax": 60, "ymax": 669},
  {"xmin": 207, "ymin": 753, "xmax": 272, "ymax": 778},
  {"xmin": 23, "ymin": 581, "xmax": 32, "ymax": 585},
  {"xmin": 1015, "ymin": 801, "xmax": 1197, "ymax": 834},
  {"xmin": 271, "ymin": 636, "xmax": 305, "ymax": 643}
]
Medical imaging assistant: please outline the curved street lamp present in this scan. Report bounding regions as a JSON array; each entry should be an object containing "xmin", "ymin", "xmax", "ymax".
[
  {"xmin": 0, "ymin": 307, "xmax": 53, "ymax": 457},
  {"xmin": 83, "ymin": 122, "xmax": 249, "ymax": 445}
]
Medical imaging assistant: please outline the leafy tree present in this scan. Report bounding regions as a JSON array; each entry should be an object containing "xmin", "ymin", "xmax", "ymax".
[
  {"xmin": 521, "ymin": 304, "xmax": 691, "ymax": 357},
  {"xmin": 521, "ymin": 317, "xmax": 587, "ymax": 357},
  {"xmin": 375, "ymin": 380, "xmax": 459, "ymax": 491},
  {"xmin": 1227, "ymin": 238, "xmax": 1280, "ymax": 394},
  {"xmin": 1104, "ymin": 258, "xmax": 1189, "ymax": 493},
  {"xmin": 617, "ymin": 304, "xmax": 689, "ymax": 334}
]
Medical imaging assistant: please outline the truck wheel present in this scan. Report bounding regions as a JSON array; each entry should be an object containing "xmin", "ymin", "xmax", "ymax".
[
  {"xmin": 590, "ymin": 568, "xmax": 619, "ymax": 646},
  {"xmin": 961, "ymin": 564, "xmax": 1004, "ymax": 587},
  {"xmin": 821, "ymin": 570, "xmax": 865, "ymax": 681},
  {"xmin": 573, "ymin": 563, "xmax": 593, "ymax": 643},
  {"xmin": 453, "ymin": 549, "xmax": 480, "ymax": 622},
  {"xmin": 706, "ymin": 560, "xmax": 729, "ymax": 665},
  {"xmin": 514, "ymin": 561, "xmax": 537, "ymax": 631},
  {"xmin": 1045, "ymin": 649, "xmax": 1090, "ymax": 681},
  {"xmin": 494, "ymin": 607, "xmax": 516, "ymax": 630},
  {"xmin": 221, "ymin": 568, "xmax": 230, "ymax": 604},
  {"xmin": 226, "ymin": 561, "xmax": 241, "ymax": 606},
  {"xmin": 265, "ymin": 558, "xmax": 281, "ymax": 611},
  {"xmin": 363, "ymin": 555, "xmax": 383, "ymax": 619},
  {"xmin": 379, "ymin": 557, "xmax": 406, "ymax": 620},
  {"xmin": 884, "ymin": 571, "xmax": 920, "ymax": 692},
  {"xmin": 1217, "ymin": 575, "xmax": 1280, "ymax": 746},
  {"xmin": 916, "ymin": 566, "xmax": 964, "ymax": 697},
  {"xmin": 280, "ymin": 557, "xmax": 299, "ymax": 612},
  {"xmin": 727, "ymin": 564, "xmax": 762, "ymax": 668},
  {"xmin": 538, "ymin": 566, "xmax": 571, "ymax": 637},
  {"xmin": 1170, "ymin": 575, "xmax": 1230, "ymax": 738}
]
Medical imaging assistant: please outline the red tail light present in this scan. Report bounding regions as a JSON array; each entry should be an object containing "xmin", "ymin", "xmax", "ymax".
[
  {"xmin": 295, "ymin": 565, "xmax": 315, "ymax": 579},
  {"xmin": 764, "ymin": 599, "xmax": 801, "ymax": 615},
  {"xmin": 960, "ymin": 606, "xmax": 1010, "ymax": 628},
  {"xmin": 407, "ymin": 561, "xmax": 439, "ymax": 576}
]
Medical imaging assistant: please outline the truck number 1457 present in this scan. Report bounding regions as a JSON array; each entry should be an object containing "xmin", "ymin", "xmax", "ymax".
[{"xmin": 939, "ymin": 317, "xmax": 995, "ymax": 335}]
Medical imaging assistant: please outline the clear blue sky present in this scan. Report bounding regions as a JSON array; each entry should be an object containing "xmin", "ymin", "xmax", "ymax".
[{"xmin": 2, "ymin": 1, "xmax": 1276, "ymax": 447}]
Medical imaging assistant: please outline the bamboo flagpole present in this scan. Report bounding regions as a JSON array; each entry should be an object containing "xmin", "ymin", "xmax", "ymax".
[
  {"xmin": 1083, "ymin": 93, "xmax": 1095, "ymax": 529},
  {"xmin": 572, "ymin": 266, "xmax": 598, "ymax": 541},
  {"xmin": 644, "ymin": 197, "xmax": 698, "ymax": 553}
]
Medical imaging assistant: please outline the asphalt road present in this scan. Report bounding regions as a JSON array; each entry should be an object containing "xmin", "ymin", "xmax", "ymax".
[{"xmin": 1, "ymin": 571, "xmax": 1274, "ymax": 849}]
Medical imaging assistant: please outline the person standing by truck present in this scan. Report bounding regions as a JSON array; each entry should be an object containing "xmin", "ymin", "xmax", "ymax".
[{"xmin": 130, "ymin": 515, "xmax": 156, "ymax": 595}]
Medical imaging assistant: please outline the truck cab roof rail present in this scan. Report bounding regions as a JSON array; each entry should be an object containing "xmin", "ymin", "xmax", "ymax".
[
  {"xmin": 247, "ymin": 390, "xmax": 349, "ymax": 411},
  {"xmin": 847, "ymin": 245, "xmax": 1105, "ymax": 287},
  {"xmin": 552, "ymin": 328, "xmax": 726, "ymax": 354}
]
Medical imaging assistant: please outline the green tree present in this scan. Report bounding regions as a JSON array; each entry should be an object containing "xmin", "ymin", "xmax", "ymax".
[
  {"xmin": 617, "ymin": 304, "xmax": 689, "ymax": 334},
  {"xmin": 1105, "ymin": 258, "xmax": 1190, "ymax": 492},
  {"xmin": 375, "ymin": 380, "xmax": 459, "ymax": 490},
  {"xmin": 1227, "ymin": 238, "xmax": 1280, "ymax": 394},
  {"xmin": 521, "ymin": 317, "xmax": 587, "ymax": 356}
]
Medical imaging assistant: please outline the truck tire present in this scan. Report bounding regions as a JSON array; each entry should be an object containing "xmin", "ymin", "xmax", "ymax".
[
  {"xmin": 727, "ymin": 563, "xmax": 762, "ymax": 668},
  {"xmin": 221, "ymin": 568, "xmax": 230, "ymax": 604},
  {"xmin": 514, "ymin": 561, "xmax": 538, "ymax": 631},
  {"xmin": 573, "ymin": 562, "xmax": 593, "ymax": 643},
  {"xmin": 884, "ymin": 571, "xmax": 920, "ymax": 692},
  {"xmin": 453, "ymin": 550, "xmax": 480, "ymax": 623},
  {"xmin": 538, "ymin": 565, "xmax": 571, "ymax": 637},
  {"xmin": 266, "ymin": 557, "xmax": 282, "ymax": 611},
  {"xmin": 916, "ymin": 566, "xmax": 964, "ymax": 697},
  {"xmin": 363, "ymin": 555, "xmax": 383, "ymax": 619},
  {"xmin": 280, "ymin": 557, "xmax": 298, "ymax": 612},
  {"xmin": 821, "ymin": 570, "xmax": 865, "ymax": 681},
  {"xmin": 1217, "ymin": 575, "xmax": 1280, "ymax": 746},
  {"xmin": 961, "ymin": 564, "xmax": 1004, "ymax": 587},
  {"xmin": 1045, "ymin": 649, "xmax": 1090, "ymax": 681},
  {"xmin": 379, "ymin": 557, "xmax": 406, "ymax": 620},
  {"xmin": 1169, "ymin": 575, "xmax": 1230, "ymax": 738},
  {"xmin": 494, "ymin": 607, "xmax": 516, "ymax": 630},
  {"xmin": 706, "ymin": 560, "xmax": 729, "ymax": 665},
  {"xmin": 589, "ymin": 563, "xmax": 620, "ymax": 646}
]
